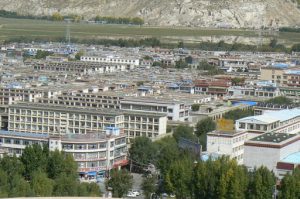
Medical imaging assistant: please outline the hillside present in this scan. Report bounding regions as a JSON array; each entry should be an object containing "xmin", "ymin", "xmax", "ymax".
[{"xmin": 0, "ymin": 0, "xmax": 300, "ymax": 28}]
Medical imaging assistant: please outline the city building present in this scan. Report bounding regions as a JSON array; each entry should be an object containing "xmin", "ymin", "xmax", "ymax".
[
  {"xmin": 120, "ymin": 97, "xmax": 189, "ymax": 122},
  {"xmin": 0, "ymin": 128, "xmax": 127, "ymax": 178},
  {"xmin": 235, "ymin": 108, "xmax": 300, "ymax": 137},
  {"xmin": 80, "ymin": 56, "xmax": 139, "ymax": 68},
  {"xmin": 7, "ymin": 103, "xmax": 167, "ymax": 141},
  {"xmin": 207, "ymin": 130, "xmax": 248, "ymax": 164},
  {"xmin": 243, "ymin": 132, "xmax": 300, "ymax": 178}
]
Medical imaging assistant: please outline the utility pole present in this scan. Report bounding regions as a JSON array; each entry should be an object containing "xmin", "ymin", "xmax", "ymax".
[{"xmin": 65, "ymin": 19, "xmax": 71, "ymax": 45}]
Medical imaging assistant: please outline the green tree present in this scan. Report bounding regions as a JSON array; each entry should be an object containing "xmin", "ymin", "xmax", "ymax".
[
  {"xmin": 47, "ymin": 150, "xmax": 65, "ymax": 179},
  {"xmin": 78, "ymin": 182, "xmax": 102, "ymax": 196},
  {"xmin": 106, "ymin": 169, "xmax": 133, "ymax": 198},
  {"xmin": 165, "ymin": 157, "xmax": 193, "ymax": 199},
  {"xmin": 75, "ymin": 50, "xmax": 84, "ymax": 60},
  {"xmin": 175, "ymin": 59, "xmax": 188, "ymax": 69},
  {"xmin": 35, "ymin": 50, "xmax": 53, "ymax": 59},
  {"xmin": 191, "ymin": 104, "xmax": 200, "ymax": 111},
  {"xmin": 247, "ymin": 166, "xmax": 276, "ymax": 199},
  {"xmin": 53, "ymin": 173, "xmax": 78, "ymax": 196},
  {"xmin": 173, "ymin": 125, "xmax": 197, "ymax": 143},
  {"xmin": 142, "ymin": 175, "xmax": 157, "ymax": 199},
  {"xmin": 21, "ymin": 144, "xmax": 48, "ymax": 180},
  {"xmin": 265, "ymin": 96, "xmax": 293, "ymax": 105},
  {"xmin": 223, "ymin": 109, "xmax": 254, "ymax": 121},
  {"xmin": 0, "ymin": 168, "xmax": 8, "ymax": 197},
  {"xmin": 231, "ymin": 77, "xmax": 245, "ymax": 86},
  {"xmin": 195, "ymin": 118, "xmax": 216, "ymax": 150},
  {"xmin": 0, "ymin": 155, "xmax": 24, "ymax": 179},
  {"xmin": 31, "ymin": 170, "xmax": 53, "ymax": 196},
  {"xmin": 8, "ymin": 174, "xmax": 32, "ymax": 197},
  {"xmin": 155, "ymin": 137, "xmax": 180, "ymax": 175},
  {"xmin": 279, "ymin": 168, "xmax": 300, "ymax": 199},
  {"xmin": 129, "ymin": 136, "xmax": 158, "ymax": 165},
  {"xmin": 178, "ymin": 41, "xmax": 184, "ymax": 48}
]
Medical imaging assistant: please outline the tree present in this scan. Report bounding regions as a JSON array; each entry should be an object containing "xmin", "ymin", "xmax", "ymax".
[
  {"xmin": 75, "ymin": 50, "xmax": 84, "ymax": 60},
  {"xmin": 106, "ymin": 169, "xmax": 133, "ymax": 198},
  {"xmin": 291, "ymin": 43, "xmax": 300, "ymax": 52},
  {"xmin": 195, "ymin": 118, "xmax": 216, "ymax": 137},
  {"xmin": 78, "ymin": 182, "xmax": 102, "ymax": 197},
  {"xmin": 0, "ymin": 168, "xmax": 8, "ymax": 197},
  {"xmin": 47, "ymin": 150, "xmax": 77, "ymax": 180},
  {"xmin": 265, "ymin": 96, "xmax": 293, "ymax": 105},
  {"xmin": 175, "ymin": 59, "xmax": 188, "ymax": 69},
  {"xmin": 154, "ymin": 137, "xmax": 180, "ymax": 176},
  {"xmin": 0, "ymin": 155, "xmax": 24, "ymax": 179},
  {"xmin": 173, "ymin": 125, "xmax": 197, "ymax": 143},
  {"xmin": 129, "ymin": 136, "xmax": 158, "ymax": 166},
  {"xmin": 35, "ymin": 50, "xmax": 53, "ymax": 59},
  {"xmin": 279, "ymin": 168, "xmax": 300, "ymax": 199},
  {"xmin": 21, "ymin": 144, "xmax": 48, "ymax": 180},
  {"xmin": 142, "ymin": 175, "xmax": 157, "ymax": 199},
  {"xmin": 247, "ymin": 166, "xmax": 276, "ymax": 199},
  {"xmin": 195, "ymin": 118, "xmax": 216, "ymax": 150},
  {"xmin": 53, "ymin": 173, "xmax": 78, "ymax": 196},
  {"xmin": 165, "ymin": 157, "xmax": 193, "ymax": 199},
  {"xmin": 177, "ymin": 41, "xmax": 184, "ymax": 48},
  {"xmin": 231, "ymin": 77, "xmax": 245, "ymax": 86},
  {"xmin": 51, "ymin": 12, "xmax": 64, "ymax": 21},
  {"xmin": 31, "ymin": 170, "xmax": 53, "ymax": 196},
  {"xmin": 191, "ymin": 104, "xmax": 200, "ymax": 111},
  {"xmin": 223, "ymin": 109, "xmax": 254, "ymax": 121},
  {"xmin": 185, "ymin": 56, "xmax": 193, "ymax": 64},
  {"xmin": 8, "ymin": 174, "xmax": 32, "ymax": 197}
]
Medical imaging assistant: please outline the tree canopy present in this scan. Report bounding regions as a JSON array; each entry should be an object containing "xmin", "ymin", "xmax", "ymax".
[{"xmin": 0, "ymin": 144, "xmax": 101, "ymax": 197}]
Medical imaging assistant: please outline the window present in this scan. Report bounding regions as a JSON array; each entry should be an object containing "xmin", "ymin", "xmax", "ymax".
[{"xmin": 239, "ymin": 123, "xmax": 245, "ymax": 129}]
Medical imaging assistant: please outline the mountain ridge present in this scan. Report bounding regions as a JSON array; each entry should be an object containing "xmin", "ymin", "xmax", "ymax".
[{"xmin": 0, "ymin": 0, "xmax": 299, "ymax": 28}]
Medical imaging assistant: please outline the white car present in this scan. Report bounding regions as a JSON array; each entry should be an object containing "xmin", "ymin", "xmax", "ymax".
[
  {"xmin": 126, "ymin": 191, "xmax": 136, "ymax": 198},
  {"xmin": 132, "ymin": 190, "xmax": 140, "ymax": 196}
]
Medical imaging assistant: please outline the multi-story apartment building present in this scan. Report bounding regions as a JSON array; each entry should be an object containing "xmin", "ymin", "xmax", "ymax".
[
  {"xmin": 80, "ymin": 56, "xmax": 139, "ymax": 68},
  {"xmin": 33, "ymin": 61, "xmax": 131, "ymax": 75},
  {"xmin": 236, "ymin": 108, "xmax": 300, "ymax": 137},
  {"xmin": 8, "ymin": 103, "xmax": 124, "ymax": 134},
  {"xmin": 207, "ymin": 130, "xmax": 248, "ymax": 164},
  {"xmin": 0, "ymin": 129, "xmax": 127, "ymax": 178},
  {"xmin": 260, "ymin": 66, "xmax": 300, "ymax": 86},
  {"xmin": 7, "ymin": 103, "xmax": 167, "ymax": 141},
  {"xmin": 120, "ymin": 97, "xmax": 189, "ymax": 122},
  {"xmin": 38, "ymin": 92, "xmax": 123, "ymax": 109}
]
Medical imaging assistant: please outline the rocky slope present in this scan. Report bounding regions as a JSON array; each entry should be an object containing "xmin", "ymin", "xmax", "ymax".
[{"xmin": 0, "ymin": 0, "xmax": 299, "ymax": 28}]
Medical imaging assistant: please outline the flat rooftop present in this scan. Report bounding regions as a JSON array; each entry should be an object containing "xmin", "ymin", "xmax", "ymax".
[
  {"xmin": 250, "ymin": 132, "xmax": 297, "ymax": 143},
  {"xmin": 281, "ymin": 152, "xmax": 300, "ymax": 164}
]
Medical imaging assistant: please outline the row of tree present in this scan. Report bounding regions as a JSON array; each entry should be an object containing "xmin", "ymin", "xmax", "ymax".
[
  {"xmin": 0, "ymin": 144, "xmax": 101, "ymax": 197},
  {"xmin": 94, "ymin": 16, "xmax": 144, "ymax": 25},
  {"xmin": 128, "ymin": 126, "xmax": 300, "ymax": 199}
]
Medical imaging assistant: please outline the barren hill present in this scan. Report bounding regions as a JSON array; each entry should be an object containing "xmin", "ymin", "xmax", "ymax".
[{"xmin": 0, "ymin": 0, "xmax": 300, "ymax": 28}]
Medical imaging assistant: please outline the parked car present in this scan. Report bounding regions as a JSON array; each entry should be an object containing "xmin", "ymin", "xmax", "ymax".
[
  {"xmin": 127, "ymin": 191, "xmax": 137, "ymax": 198},
  {"xmin": 131, "ymin": 190, "xmax": 140, "ymax": 196}
]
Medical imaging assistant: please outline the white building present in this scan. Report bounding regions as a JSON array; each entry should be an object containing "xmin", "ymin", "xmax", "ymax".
[
  {"xmin": 236, "ymin": 108, "xmax": 300, "ymax": 137},
  {"xmin": 207, "ymin": 130, "xmax": 248, "ymax": 164},
  {"xmin": 244, "ymin": 132, "xmax": 300, "ymax": 178},
  {"xmin": 0, "ymin": 128, "xmax": 127, "ymax": 178},
  {"xmin": 120, "ymin": 97, "xmax": 189, "ymax": 122},
  {"xmin": 81, "ymin": 56, "xmax": 139, "ymax": 68}
]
